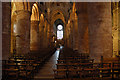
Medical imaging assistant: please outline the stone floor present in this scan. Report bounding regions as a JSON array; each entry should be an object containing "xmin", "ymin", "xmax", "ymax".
[{"xmin": 34, "ymin": 48, "xmax": 60, "ymax": 80}]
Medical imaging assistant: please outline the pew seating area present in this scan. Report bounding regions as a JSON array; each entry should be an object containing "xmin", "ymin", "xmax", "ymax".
[
  {"xmin": 2, "ymin": 48, "xmax": 56, "ymax": 80},
  {"xmin": 53, "ymin": 48, "xmax": 120, "ymax": 80}
]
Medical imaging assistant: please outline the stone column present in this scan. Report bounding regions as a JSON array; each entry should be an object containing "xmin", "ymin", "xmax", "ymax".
[
  {"xmin": 65, "ymin": 24, "xmax": 69, "ymax": 48},
  {"xmin": 76, "ymin": 3, "xmax": 89, "ymax": 53},
  {"xmin": 112, "ymin": 3, "xmax": 119, "ymax": 57},
  {"xmin": 2, "ymin": 2, "xmax": 11, "ymax": 60},
  {"xmin": 73, "ymin": 15, "xmax": 79, "ymax": 51},
  {"xmin": 39, "ymin": 23, "xmax": 43, "ymax": 49},
  {"xmin": 30, "ymin": 21, "xmax": 39, "ymax": 51},
  {"xmin": 48, "ymin": 24, "xmax": 53, "ymax": 48},
  {"xmin": 47, "ymin": 24, "xmax": 51, "ymax": 47},
  {"xmin": 69, "ymin": 22, "xmax": 73, "ymax": 49},
  {"xmin": 87, "ymin": 3, "xmax": 112, "ymax": 62},
  {"xmin": 118, "ymin": 6, "xmax": 120, "ymax": 55},
  {"xmin": 43, "ymin": 21, "xmax": 48, "ymax": 48},
  {"xmin": 68, "ymin": 27, "xmax": 71, "ymax": 48},
  {"xmin": 15, "ymin": 10, "xmax": 31, "ymax": 54},
  {"xmin": 43, "ymin": 23, "xmax": 47, "ymax": 48}
]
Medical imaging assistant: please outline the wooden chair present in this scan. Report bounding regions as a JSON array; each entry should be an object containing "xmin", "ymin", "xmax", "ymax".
[{"xmin": 53, "ymin": 69, "xmax": 67, "ymax": 79}]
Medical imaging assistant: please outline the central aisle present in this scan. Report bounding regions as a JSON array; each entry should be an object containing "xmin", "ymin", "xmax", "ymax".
[{"xmin": 34, "ymin": 48, "xmax": 60, "ymax": 80}]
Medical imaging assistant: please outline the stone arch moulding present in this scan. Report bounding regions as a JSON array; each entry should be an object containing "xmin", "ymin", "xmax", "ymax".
[
  {"xmin": 31, "ymin": 2, "xmax": 40, "ymax": 21},
  {"xmin": 11, "ymin": 1, "xmax": 32, "ymax": 13},
  {"xmin": 51, "ymin": 10, "xmax": 66, "ymax": 27}
]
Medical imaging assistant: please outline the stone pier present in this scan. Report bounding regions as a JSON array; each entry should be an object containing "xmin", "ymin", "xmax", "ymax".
[
  {"xmin": 88, "ymin": 2, "xmax": 112, "ymax": 62},
  {"xmin": 30, "ymin": 21, "xmax": 39, "ymax": 51},
  {"xmin": 76, "ymin": 3, "xmax": 89, "ymax": 53},
  {"xmin": 15, "ymin": 10, "xmax": 31, "ymax": 54}
]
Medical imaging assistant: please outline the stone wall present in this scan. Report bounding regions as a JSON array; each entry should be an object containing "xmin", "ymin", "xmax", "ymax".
[{"xmin": 2, "ymin": 2, "xmax": 11, "ymax": 60}]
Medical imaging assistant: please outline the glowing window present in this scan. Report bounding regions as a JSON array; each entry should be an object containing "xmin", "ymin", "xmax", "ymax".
[
  {"xmin": 57, "ymin": 25, "xmax": 63, "ymax": 40},
  {"xmin": 57, "ymin": 25, "xmax": 63, "ymax": 30},
  {"xmin": 13, "ymin": 24, "xmax": 16, "ymax": 33}
]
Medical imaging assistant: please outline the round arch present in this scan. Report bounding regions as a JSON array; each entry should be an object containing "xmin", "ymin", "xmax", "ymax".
[
  {"xmin": 31, "ymin": 2, "xmax": 39, "ymax": 21},
  {"xmin": 53, "ymin": 19, "xmax": 64, "ymax": 41}
]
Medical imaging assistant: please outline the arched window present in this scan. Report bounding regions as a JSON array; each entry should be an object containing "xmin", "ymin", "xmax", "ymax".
[{"xmin": 57, "ymin": 25, "xmax": 63, "ymax": 40}]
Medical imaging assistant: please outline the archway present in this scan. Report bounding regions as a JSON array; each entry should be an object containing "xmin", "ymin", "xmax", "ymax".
[
  {"xmin": 53, "ymin": 19, "xmax": 64, "ymax": 47},
  {"xmin": 30, "ymin": 3, "xmax": 40, "ymax": 51}
]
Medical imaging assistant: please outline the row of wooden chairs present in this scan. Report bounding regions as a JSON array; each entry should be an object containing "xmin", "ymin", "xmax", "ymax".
[
  {"xmin": 57, "ymin": 59, "xmax": 94, "ymax": 64},
  {"xmin": 2, "ymin": 48, "xmax": 56, "ymax": 80},
  {"xmin": 59, "ymin": 48, "xmax": 89, "ymax": 60},
  {"xmin": 54, "ymin": 48, "xmax": 92, "ymax": 79},
  {"xmin": 54, "ymin": 63, "xmax": 120, "ymax": 79},
  {"xmin": 54, "ymin": 48, "xmax": 120, "ymax": 79}
]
